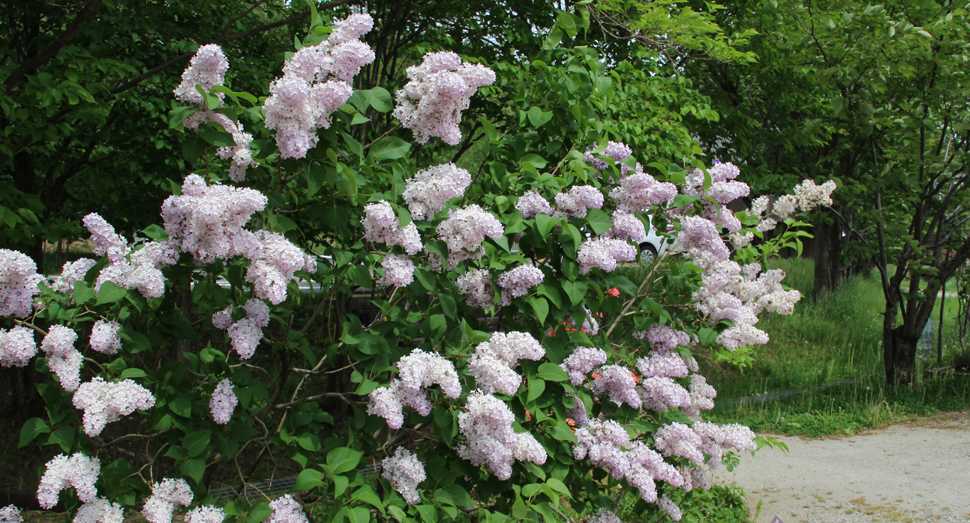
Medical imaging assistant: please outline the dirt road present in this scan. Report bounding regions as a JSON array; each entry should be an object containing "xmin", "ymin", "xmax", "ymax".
[{"xmin": 714, "ymin": 412, "xmax": 970, "ymax": 523}]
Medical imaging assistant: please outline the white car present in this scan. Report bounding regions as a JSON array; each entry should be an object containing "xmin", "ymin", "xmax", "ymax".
[{"xmin": 638, "ymin": 216, "xmax": 675, "ymax": 264}]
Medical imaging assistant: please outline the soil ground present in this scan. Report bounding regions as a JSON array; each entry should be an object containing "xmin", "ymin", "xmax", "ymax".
[{"xmin": 715, "ymin": 412, "xmax": 970, "ymax": 523}]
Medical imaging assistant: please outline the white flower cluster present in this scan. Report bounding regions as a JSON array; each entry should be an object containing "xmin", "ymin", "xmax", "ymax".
[
  {"xmin": 746, "ymin": 179, "xmax": 836, "ymax": 233},
  {"xmin": 184, "ymin": 505, "xmax": 225, "ymax": 523},
  {"xmin": 403, "ymin": 163, "xmax": 472, "ymax": 220},
  {"xmin": 362, "ymin": 200, "xmax": 423, "ymax": 255},
  {"xmin": 393, "ymin": 51, "xmax": 495, "ymax": 145},
  {"xmin": 457, "ymin": 391, "xmax": 545, "ymax": 480},
  {"xmin": 553, "ymin": 185, "xmax": 604, "ymax": 219},
  {"xmin": 515, "ymin": 190, "xmax": 554, "ymax": 219},
  {"xmin": 83, "ymin": 213, "xmax": 176, "ymax": 298},
  {"xmin": 75, "ymin": 497, "xmax": 124, "ymax": 523},
  {"xmin": 560, "ymin": 347, "xmax": 607, "ymax": 386},
  {"xmin": 437, "ymin": 205, "xmax": 503, "ymax": 269},
  {"xmin": 50, "ymin": 258, "xmax": 97, "ymax": 297},
  {"xmin": 0, "ymin": 326, "xmax": 37, "ymax": 367},
  {"xmin": 608, "ymin": 167, "xmax": 678, "ymax": 212},
  {"xmin": 496, "ymin": 264, "xmax": 543, "ymax": 306},
  {"xmin": 245, "ymin": 231, "xmax": 317, "ymax": 304},
  {"xmin": 368, "ymin": 350, "xmax": 461, "ymax": 429},
  {"xmin": 142, "ymin": 478, "xmax": 193, "ymax": 523},
  {"xmin": 210, "ymin": 378, "xmax": 238, "ymax": 424},
  {"xmin": 591, "ymin": 365, "xmax": 641, "ymax": 409},
  {"xmin": 173, "ymin": 44, "xmax": 228, "ymax": 107},
  {"xmin": 381, "ymin": 447, "xmax": 426, "ymax": 505},
  {"xmin": 212, "ymin": 298, "xmax": 271, "ymax": 359},
  {"xmin": 379, "ymin": 254, "xmax": 416, "ymax": 288},
  {"xmin": 266, "ymin": 495, "xmax": 308, "ymax": 523},
  {"xmin": 89, "ymin": 319, "xmax": 122, "ymax": 354},
  {"xmin": 0, "ymin": 505, "xmax": 22, "ymax": 523},
  {"xmin": 604, "ymin": 210, "xmax": 647, "ymax": 243},
  {"xmin": 584, "ymin": 141, "xmax": 634, "ymax": 176},
  {"xmin": 182, "ymin": 111, "xmax": 255, "ymax": 181},
  {"xmin": 0, "ymin": 248, "xmax": 43, "ymax": 318},
  {"xmin": 265, "ymin": 14, "xmax": 375, "ymax": 158},
  {"xmin": 41, "ymin": 325, "xmax": 82, "ymax": 391},
  {"xmin": 72, "ymin": 377, "xmax": 156, "ymax": 437},
  {"xmin": 468, "ymin": 331, "xmax": 544, "ymax": 394},
  {"xmin": 577, "ymin": 237, "xmax": 637, "ymax": 274},
  {"xmin": 456, "ymin": 268, "xmax": 494, "ymax": 309},
  {"xmin": 37, "ymin": 453, "xmax": 100, "ymax": 509}
]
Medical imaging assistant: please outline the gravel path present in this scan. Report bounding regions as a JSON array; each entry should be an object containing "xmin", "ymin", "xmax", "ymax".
[{"xmin": 714, "ymin": 412, "xmax": 970, "ymax": 523}]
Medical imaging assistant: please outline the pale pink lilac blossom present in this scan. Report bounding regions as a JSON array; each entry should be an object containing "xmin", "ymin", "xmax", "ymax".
[
  {"xmin": 608, "ymin": 168, "xmax": 678, "ymax": 212},
  {"xmin": 591, "ymin": 365, "xmax": 641, "ymax": 409},
  {"xmin": 264, "ymin": 14, "xmax": 375, "ymax": 158},
  {"xmin": 577, "ymin": 238, "xmax": 637, "ymax": 274},
  {"xmin": 584, "ymin": 141, "xmax": 634, "ymax": 176},
  {"xmin": 368, "ymin": 350, "xmax": 461, "ymax": 429},
  {"xmin": 379, "ymin": 254, "xmax": 415, "ymax": 287},
  {"xmin": 42, "ymin": 325, "xmax": 82, "ymax": 391},
  {"xmin": 553, "ymin": 186, "xmax": 604, "ymax": 218},
  {"xmin": 403, "ymin": 163, "xmax": 471, "ymax": 220},
  {"xmin": 497, "ymin": 264, "xmax": 543, "ymax": 306},
  {"xmin": 182, "ymin": 112, "xmax": 255, "ymax": 181},
  {"xmin": 560, "ymin": 347, "xmax": 607, "ymax": 386},
  {"xmin": 72, "ymin": 377, "xmax": 155, "ymax": 437},
  {"xmin": 37, "ymin": 453, "xmax": 100, "ymax": 509},
  {"xmin": 173, "ymin": 44, "xmax": 228, "ymax": 106},
  {"xmin": 457, "ymin": 391, "xmax": 544, "ymax": 479},
  {"xmin": 0, "ymin": 249, "xmax": 44, "ymax": 318},
  {"xmin": 75, "ymin": 498, "xmax": 124, "ymax": 523},
  {"xmin": 266, "ymin": 495, "xmax": 308, "ymax": 523},
  {"xmin": 0, "ymin": 326, "xmax": 36, "ymax": 367},
  {"xmin": 437, "ymin": 205, "xmax": 503, "ymax": 269},
  {"xmin": 245, "ymin": 230, "xmax": 317, "ymax": 305},
  {"xmin": 0, "ymin": 506, "xmax": 22, "ymax": 523},
  {"xmin": 51, "ymin": 258, "xmax": 97, "ymax": 297},
  {"xmin": 393, "ymin": 51, "xmax": 495, "ymax": 145},
  {"xmin": 456, "ymin": 269, "xmax": 494, "ymax": 309},
  {"xmin": 658, "ymin": 495, "xmax": 682, "ymax": 521},
  {"xmin": 633, "ymin": 324, "xmax": 691, "ymax": 354},
  {"xmin": 210, "ymin": 379, "xmax": 238, "ymax": 424},
  {"xmin": 640, "ymin": 377, "xmax": 691, "ymax": 413},
  {"xmin": 654, "ymin": 422, "xmax": 704, "ymax": 465},
  {"xmin": 683, "ymin": 374, "xmax": 717, "ymax": 416},
  {"xmin": 573, "ymin": 419, "xmax": 631, "ymax": 478},
  {"xmin": 604, "ymin": 210, "xmax": 647, "ymax": 243},
  {"xmin": 467, "ymin": 331, "xmax": 544, "ymax": 394},
  {"xmin": 362, "ymin": 201, "xmax": 423, "ymax": 255},
  {"xmin": 184, "ymin": 506, "xmax": 225, "ymax": 523},
  {"xmin": 89, "ymin": 320, "xmax": 122, "ymax": 354},
  {"xmin": 515, "ymin": 190, "xmax": 553, "ymax": 219},
  {"xmin": 142, "ymin": 478, "xmax": 193, "ymax": 523},
  {"xmin": 381, "ymin": 447, "xmax": 426, "ymax": 505},
  {"xmin": 585, "ymin": 509, "xmax": 623, "ymax": 523}
]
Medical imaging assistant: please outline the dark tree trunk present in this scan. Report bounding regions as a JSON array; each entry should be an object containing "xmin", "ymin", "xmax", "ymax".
[{"xmin": 813, "ymin": 209, "xmax": 843, "ymax": 300}]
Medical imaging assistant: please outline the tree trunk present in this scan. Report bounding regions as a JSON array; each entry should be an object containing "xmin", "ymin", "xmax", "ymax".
[{"xmin": 884, "ymin": 325, "xmax": 919, "ymax": 385}]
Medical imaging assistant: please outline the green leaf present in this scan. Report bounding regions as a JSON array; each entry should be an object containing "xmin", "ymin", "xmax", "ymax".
[
  {"xmin": 19, "ymin": 418, "xmax": 49, "ymax": 448},
  {"xmin": 367, "ymin": 137, "xmax": 411, "ymax": 162},
  {"xmin": 353, "ymin": 485, "xmax": 386, "ymax": 515},
  {"xmin": 585, "ymin": 208, "xmax": 612, "ymax": 235},
  {"xmin": 183, "ymin": 430, "xmax": 211, "ymax": 458},
  {"xmin": 527, "ymin": 377, "xmax": 546, "ymax": 403},
  {"xmin": 544, "ymin": 478, "xmax": 572, "ymax": 499},
  {"xmin": 327, "ymin": 447, "xmax": 363, "ymax": 475},
  {"xmin": 526, "ymin": 106, "xmax": 554, "ymax": 128},
  {"xmin": 536, "ymin": 214, "xmax": 560, "ymax": 237},
  {"xmin": 344, "ymin": 507, "xmax": 370, "ymax": 523},
  {"xmin": 120, "ymin": 368, "xmax": 147, "ymax": 379},
  {"xmin": 141, "ymin": 224, "xmax": 169, "ymax": 241},
  {"xmin": 672, "ymin": 194, "xmax": 699, "ymax": 208},
  {"xmin": 73, "ymin": 281, "xmax": 95, "ymax": 305},
  {"xmin": 295, "ymin": 468, "xmax": 324, "ymax": 490},
  {"xmin": 199, "ymin": 121, "xmax": 237, "ymax": 147},
  {"xmin": 537, "ymin": 363, "xmax": 569, "ymax": 382},
  {"xmin": 528, "ymin": 296, "xmax": 549, "ymax": 324},
  {"xmin": 180, "ymin": 458, "xmax": 206, "ymax": 483},
  {"xmin": 439, "ymin": 293, "xmax": 457, "ymax": 320},
  {"xmin": 549, "ymin": 425, "xmax": 577, "ymax": 442},
  {"xmin": 97, "ymin": 281, "xmax": 128, "ymax": 305},
  {"xmin": 367, "ymin": 87, "xmax": 393, "ymax": 112},
  {"xmin": 333, "ymin": 474, "xmax": 349, "ymax": 497}
]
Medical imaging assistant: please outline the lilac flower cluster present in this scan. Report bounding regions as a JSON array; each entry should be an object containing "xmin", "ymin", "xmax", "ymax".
[
  {"xmin": 368, "ymin": 350, "xmax": 461, "ymax": 429},
  {"xmin": 577, "ymin": 237, "xmax": 637, "ymax": 274},
  {"xmin": 380, "ymin": 254, "xmax": 416, "ymax": 287},
  {"xmin": 745, "ymin": 180, "xmax": 836, "ymax": 233},
  {"xmin": 393, "ymin": 51, "xmax": 496, "ymax": 145},
  {"xmin": 585, "ymin": 509, "xmax": 623, "ymax": 523},
  {"xmin": 265, "ymin": 14, "xmax": 375, "ymax": 158},
  {"xmin": 50, "ymin": 258, "xmax": 97, "ymax": 297},
  {"xmin": 0, "ymin": 249, "xmax": 44, "ymax": 318},
  {"xmin": 82, "ymin": 213, "xmax": 173, "ymax": 298},
  {"xmin": 677, "ymin": 216, "xmax": 730, "ymax": 261},
  {"xmin": 362, "ymin": 200, "xmax": 423, "ymax": 255},
  {"xmin": 0, "ymin": 326, "xmax": 37, "ymax": 367},
  {"xmin": 403, "ymin": 163, "xmax": 472, "ymax": 220},
  {"xmin": 89, "ymin": 319, "xmax": 122, "ymax": 354},
  {"xmin": 245, "ymin": 231, "xmax": 317, "ymax": 304},
  {"xmin": 41, "ymin": 325, "xmax": 82, "ymax": 391},
  {"xmin": 75, "ymin": 497, "xmax": 124, "ymax": 523},
  {"xmin": 266, "ymin": 495, "xmax": 308, "ymax": 523},
  {"xmin": 591, "ymin": 365, "xmax": 641, "ymax": 409},
  {"xmin": 173, "ymin": 44, "xmax": 228, "ymax": 107},
  {"xmin": 515, "ymin": 190, "xmax": 554, "ymax": 219},
  {"xmin": 793, "ymin": 179, "xmax": 837, "ymax": 210},
  {"xmin": 212, "ymin": 298, "xmax": 270, "ymax": 359},
  {"xmin": 604, "ymin": 210, "xmax": 647, "ymax": 243},
  {"xmin": 161, "ymin": 174, "xmax": 266, "ymax": 264},
  {"xmin": 467, "ymin": 331, "xmax": 544, "ymax": 394},
  {"xmin": 457, "ymin": 391, "xmax": 545, "ymax": 479},
  {"xmin": 633, "ymin": 324, "xmax": 691, "ymax": 354},
  {"xmin": 553, "ymin": 185, "xmax": 604, "ymax": 218},
  {"xmin": 210, "ymin": 378, "xmax": 238, "ymax": 425},
  {"xmin": 496, "ymin": 264, "xmax": 543, "ymax": 306},
  {"xmin": 437, "ymin": 205, "xmax": 503, "ymax": 269},
  {"xmin": 560, "ymin": 347, "xmax": 607, "ymax": 386},
  {"xmin": 381, "ymin": 447, "xmax": 426, "ymax": 505},
  {"xmin": 72, "ymin": 377, "xmax": 156, "ymax": 437},
  {"xmin": 640, "ymin": 377, "xmax": 691, "ymax": 413},
  {"xmin": 142, "ymin": 478, "xmax": 193, "ymax": 523},
  {"xmin": 608, "ymin": 168, "xmax": 678, "ymax": 212},
  {"xmin": 584, "ymin": 141, "xmax": 634, "ymax": 176},
  {"xmin": 184, "ymin": 506, "xmax": 225, "ymax": 523},
  {"xmin": 37, "ymin": 453, "xmax": 100, "ymax": 509},
  {"xmin": 456, "ymin": 268, "xmax": 494, "ymax": 309},
  {"xmin": 0, "ymin": 506, "xmax": 22, "ymax": 523},
  {"xmin": 684, "ymin": 374, "xmax": 717, "ymax": 416}
]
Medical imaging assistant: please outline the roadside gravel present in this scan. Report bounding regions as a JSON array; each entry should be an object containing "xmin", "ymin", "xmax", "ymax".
[{"xmin": 714, "ymin": 412, "xmax": 970, "ymax": 523}]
